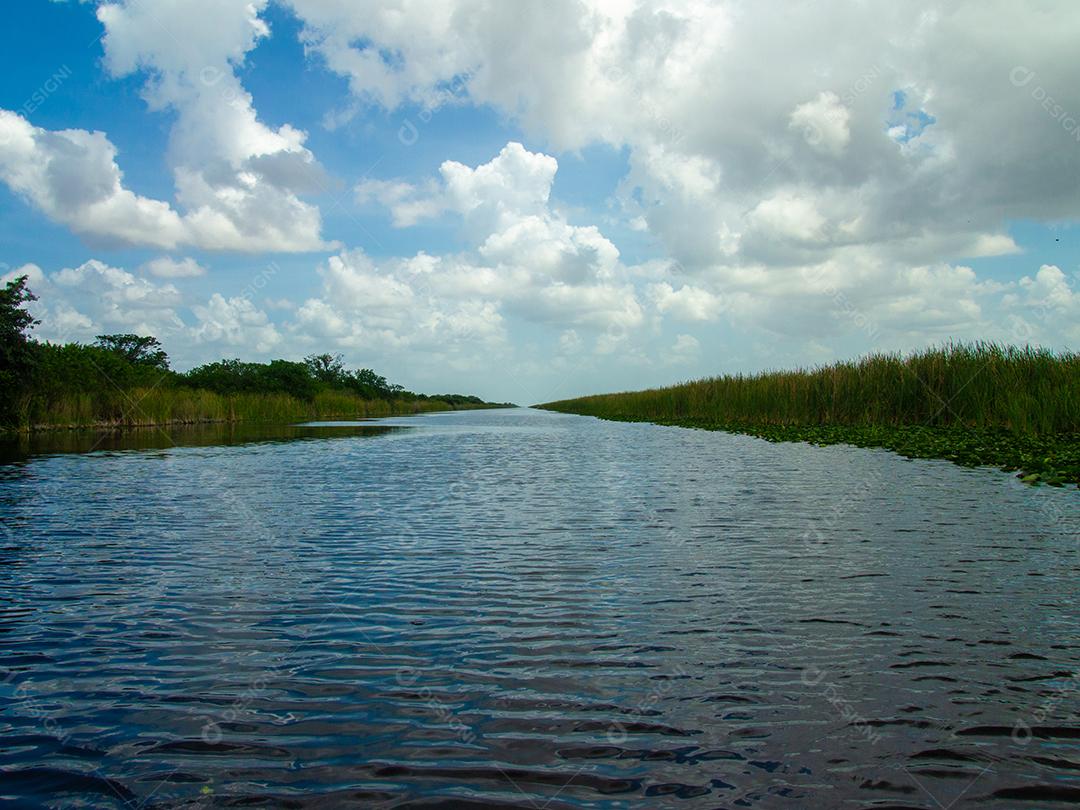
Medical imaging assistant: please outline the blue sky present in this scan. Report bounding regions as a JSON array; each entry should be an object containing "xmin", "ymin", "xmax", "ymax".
[{"xmin": 1, "ymin": 1, "xmax": 1077, "ymax": 403}]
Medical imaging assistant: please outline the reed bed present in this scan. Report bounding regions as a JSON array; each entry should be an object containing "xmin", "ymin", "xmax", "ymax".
[
  {"xmin": 541, "ymin": 343, "xmax": 1080, "ymax": 485},
  {"xmin": 15, "ymin": 387, "xmax": 472, "ymax": 432}
]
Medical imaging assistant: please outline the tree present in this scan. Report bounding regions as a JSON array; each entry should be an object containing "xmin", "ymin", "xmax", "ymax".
[
  {"xmin": 0, "ymin": 274, "xmax": 38, "ymax": 337},
  {"xmin": 353, "ymin": 367, "xmax": 390, "ymax": 391},
  {"xmin": 0, "ymin": 275, "xmax": 40, "ymax": 423},
  {"xmin": 94, "ymin": 334, "xmax": 170, "ymax": 370},
  {"xmin": 304, "ymin": 352, "xmax": 347, "ymax": 385},
  {"xmin": 183, "ymin": 359, "xmax": 253, "ymax": 394},
  {"xmin": 260, "ymin": 360, "xmax": 317, "ymax": 400},
  {"xmin": 1, "ymin": 274, "xmax": 38, "ymax": 360}
]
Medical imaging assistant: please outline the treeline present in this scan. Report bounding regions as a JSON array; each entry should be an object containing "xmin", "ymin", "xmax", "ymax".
[{"xmin": 0, "ymin": 275, "xmax": 509, "ymax": 430}]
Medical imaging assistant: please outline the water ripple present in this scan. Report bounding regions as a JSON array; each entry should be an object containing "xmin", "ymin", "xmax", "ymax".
[{"xmin": 0, "ymin": 408, "xmax": 1077, "ymax": 807}]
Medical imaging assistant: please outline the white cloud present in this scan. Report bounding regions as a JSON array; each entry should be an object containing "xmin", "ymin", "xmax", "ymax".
[
  {"xmin": 440, "ymin": 142, "xmax": 558, "ymax": 226},
  {"xmin": 319, "ymin": 250, "xmax": 417, "ymax": 314},
  {"xmin": 558, "ymin": 329, "xmax": 582, "ymax": 354},
  {"xmin": 789, "ymin": 92, "xmax": 851, "ymax": 156},
  {"xmin": 746, "ymin": 192, "xmax": 827, "ymax": 244},
  {"xmin": 10, "ymin": 259, "xmax": 185, "ymax": 343},
  {"xmin": 1002, "ymin": 264, "xmax": 1080, "ymax": 343},
  {"xmin": 967, "ymin": 234, "xmax": 1021, "ymax": 258},
  {"xmin": 3, "ymin": 259, "xmax": 290, "ymax": 365},
  {"xmin": 1, "ymin": 263, "xmax": 47, "ymax": 288},
  {"xmin": 191, "ymin": 293, "xmax": 282, "ymax": 353},
  {"xmin": 98, "ymin": 0, "xmax": 336, "ymax": 252},
  {"xmin": 293, "ymin": 249, "xmax": 507, "ymax": 358},
  {"xmin": 287, "ymin": 0, "xmax": 1080, "ymax": 355},
  {"xmin": 0, "ymin": 0, "xmax": 337, "ymax": 252},
  {"xmin": 670, "ymin": 333, "xmax": 700, "ymax": 363},
  {"xmin": 881, "ymin": 264, "xmax": 986, "ymax": 330},
  {"xmin": 340, "ymin": 143, "xmax": 643, "ymax": 342},
  {"xmin": 0, "ymin": 104, "xmax": 333, "ymax": 252},
  {"xmin": 1018, "ymin": 264, "xmax": 1076, "ymax": 309},
  {"xmin": 0, "ymin": 111, "xmax": 187, "ymax": 248},
  {"xmin": 355, "ymin": 179, "xmax": 442, "ymax": 227},
  {"xmin": 358, "ymin": 142, "xmax": 559, "ymax": 234},
  {"xmin": 142, "ymin": 257, "xmax": 207, "ymax": 278},
  {"xmin": 647, "ymin": 283, "xmax": 726, "ymax": 322}
]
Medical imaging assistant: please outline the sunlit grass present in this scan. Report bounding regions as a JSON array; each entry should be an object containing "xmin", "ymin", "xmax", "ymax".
[
  {"xmin": 17, "ymin": 387, "xmax": 479, "ymax": 430},
  {"xmin": 540, "ymin": 342, "xmax": 1080, "ymax": 484}
]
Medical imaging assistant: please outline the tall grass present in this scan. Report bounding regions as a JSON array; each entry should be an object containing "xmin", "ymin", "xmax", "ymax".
[
  {"xmin": 541, "ymin": 343, "xmax": 1080, "ymax": 435},
  {"xmin": 15, "ymin": 386, "xmax": 480, "ymax": 431}
]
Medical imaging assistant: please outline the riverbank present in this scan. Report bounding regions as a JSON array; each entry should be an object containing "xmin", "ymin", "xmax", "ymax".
[
  {"xmin": 539, "ymin": 343, "xmax": 1080, "ymax": 486},
  {"xmin": 3, "ymin": 387, "xmax": 506, "ymax": 435},
  {"xmin": 1, "ymin": 275, "xmax": 512, "ymax": 433}
]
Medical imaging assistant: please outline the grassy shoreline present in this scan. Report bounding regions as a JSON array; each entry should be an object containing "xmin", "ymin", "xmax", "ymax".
[
  {"xmin": 3, "ymin": 387, "xmax": 502, "ymax": 436},
  {"xmin": 539, "ymin": 343, "xmax": 1080, "ymax": 487},
  {"xmin": 2, "ymin": 275, "xmax": 512, "ymax": 435}
]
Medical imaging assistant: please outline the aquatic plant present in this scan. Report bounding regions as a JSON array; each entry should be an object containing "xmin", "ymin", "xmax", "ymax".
[{"xmin": 540, "ymin": 343, "xmax": 1080, "ymax": 485}]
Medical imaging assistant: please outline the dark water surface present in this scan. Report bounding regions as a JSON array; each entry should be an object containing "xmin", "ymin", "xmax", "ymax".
[{"xmin": 0, "ymin": 408, "xmax": 1077, "ymax": 808}]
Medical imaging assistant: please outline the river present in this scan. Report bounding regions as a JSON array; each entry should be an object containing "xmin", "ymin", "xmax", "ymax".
[{"xmin": 0, "ymin": 408, "xmax": 1077, "ymax": 808}]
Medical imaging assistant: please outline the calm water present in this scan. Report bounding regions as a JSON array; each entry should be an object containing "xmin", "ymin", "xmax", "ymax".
[{"xmin": 0, "ymin": 408, "xmax": 1077, "ymax": 808}]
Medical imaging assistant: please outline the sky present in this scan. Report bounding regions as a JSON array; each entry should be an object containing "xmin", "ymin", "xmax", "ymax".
[{"xmin": 0, "ymin": 0, "xmax": 1078, "ymax": 405}]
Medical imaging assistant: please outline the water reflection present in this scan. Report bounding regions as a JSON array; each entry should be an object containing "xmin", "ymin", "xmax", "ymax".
[{"xmin": 0, "ymin": 420, "xmax": 401, "ymax": 463}]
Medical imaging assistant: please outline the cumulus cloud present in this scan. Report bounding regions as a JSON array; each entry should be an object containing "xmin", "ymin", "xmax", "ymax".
[
  {"xmin": 142, "ymin": 257, "xmax": 207, "ymax": 278},
  {"xmin": 746, "ymin": 192, "xmax": 827, "ymax": 244},
  {"xmin": 558, "ymin": 329, "xmax": 582, "ymax": 355},
  {"xmin": 670, "ymin": 333, "xmax": 701, "ymax": 363},
  {"xmin": 3, "ymin": 259, "xmax": 185, "ymax": 343},
  {"xmin": 190, "ymin": 293, "xmax": 282, "ymax": 353},
  {"xmin": 357, "ymin": 142, "xmax": 559, "ymax": 233},
  {"xmin": 293, "ymin": 249, "xmax": 506, "ymax": 359},
  {"xmin": 0, "ymin": 102, "xmax": 333, "ymax": 252},
  {"xmin": 97, "ymin": 0, "xmax": 337, "ymax": 251},
  {"xmin": 341, "ymin": 143, "xmax": 642, "ymax": 341},
  {"xmin": 0, "ymin": 0, "xmax": 336, "ymax": 251},
  {"xmin": 1004, "ymin": 264, "xmax": 1080, "ymax": 343},
  {"xmin": 288, "ymin": 0, "xmax": 1080, "ymax": 352},
  {"xmin": 0, "ymin": 111, "xmax": 187, "ymax": 248},
  {"xmin": 647, "ymin": 283, "xmax": 727, "ymax": 322},
  {"xmin": 789, "ymin": 92, "xmax": 851, "ymax": 156},
  {"xmin": 1018, "ymin": 264, "xmax": 1077, "ymax": 310}
]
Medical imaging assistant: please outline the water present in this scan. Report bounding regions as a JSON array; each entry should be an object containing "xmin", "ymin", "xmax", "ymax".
[{"xmin": 0, "ymin": 408, "xmax": 1077, "ymax": 808}]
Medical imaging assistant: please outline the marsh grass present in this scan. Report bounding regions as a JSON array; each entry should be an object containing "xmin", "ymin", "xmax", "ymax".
[
  {"xmin": 540, "ymin": 343, "xmax": 1080, "ymax": 485},
  {"xmin": 16, "ymin": 387, "xmax": 471, "ymax": 431}
]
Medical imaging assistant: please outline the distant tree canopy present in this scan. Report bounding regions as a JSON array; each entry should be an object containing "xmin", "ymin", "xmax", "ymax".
[
  {"xmin": 299, "ymin": 353, "xmax": 411, "ymax": 399},
  {"xmin": 0, "ymin": 277, "xmax": 505, "ymax": 428},
  {"xmin": 304, "ymin": 353, "xmax": 347, "ymax": 385},
  {"xmin": 94, "ymin": 334, "xmax": 170, "ymax": 370},
  {"xmin": 184, "ymin": 358, "xmax": 317, "ymax": 400}
]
